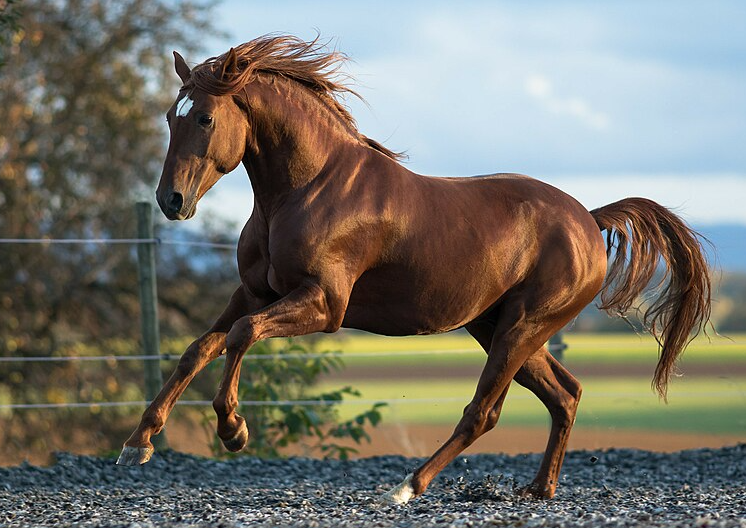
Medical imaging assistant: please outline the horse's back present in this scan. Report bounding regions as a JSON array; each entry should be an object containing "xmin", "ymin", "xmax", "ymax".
[{"xmin": 341, "ymin": 171, "xmax": 607, "ymax": 335}]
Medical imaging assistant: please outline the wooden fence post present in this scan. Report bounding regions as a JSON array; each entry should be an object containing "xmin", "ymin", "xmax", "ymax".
[{"xmin": 136, "ymin": 202, "xmax": 167, "ymax": 450}]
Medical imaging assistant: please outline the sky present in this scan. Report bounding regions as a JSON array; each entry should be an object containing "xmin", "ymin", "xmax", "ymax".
[{"xmin": 176, "ymin": 0, "xmax": 746, "ymax": 229}]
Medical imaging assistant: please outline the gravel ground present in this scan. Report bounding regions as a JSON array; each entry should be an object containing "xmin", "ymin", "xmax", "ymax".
[{"xmin": 1, "ymin": 445, "xmax": 744, "ymax": 527}]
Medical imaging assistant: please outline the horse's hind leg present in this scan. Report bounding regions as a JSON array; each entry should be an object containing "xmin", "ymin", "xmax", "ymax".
[
  {"xmin": 383, "ymin": 308, "xmax": 557, "ymax": 504},
  {"xmin": 117, "ymin": 287, "xmax": 251, "ymax": 465},
  {"xmin": 382, "ymin": 320, "xmax": 512, "ymax": 504},
  {"xmin": 466, "ymin": 323, "xmax": 582, "ymax": 498},
  {"xmin": 514, "ymin": 346, "xmax": 582, "ymax": 498},
  {"xmin": 465, "ymin": 320, "xmax": 512, "ymax": 426}
]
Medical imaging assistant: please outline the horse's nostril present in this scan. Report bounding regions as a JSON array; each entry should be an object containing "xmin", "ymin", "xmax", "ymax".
[{"xmin": 166, "ymin": 192, "xmax": 183, "ymax": 214}]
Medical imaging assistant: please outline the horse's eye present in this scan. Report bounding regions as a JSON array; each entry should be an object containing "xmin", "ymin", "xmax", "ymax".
[{"xmin": 198, "ymin": 114, "xmax": 214, "ymax": 127}]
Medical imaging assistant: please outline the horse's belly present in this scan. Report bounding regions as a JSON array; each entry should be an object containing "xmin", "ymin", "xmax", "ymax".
[
  {"xmin": 341, "ymin": 304, "xmax": 460, "ymax": 336},
  {"xmin": 341, "ymin": 266, "xmax": 506, "ymax": 336}
]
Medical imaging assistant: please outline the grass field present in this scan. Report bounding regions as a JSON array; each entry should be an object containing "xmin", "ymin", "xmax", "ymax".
[
  {"xmin": 312, "ymin": 332, "xmax": 746, "ymax": 368},
  {"xmin": 311, "ymin": 332, "xmax": 746, "ymax": 438},
  {"xmin": 322, "ymin": 377, "xmax": 746, "ymax": 434}
]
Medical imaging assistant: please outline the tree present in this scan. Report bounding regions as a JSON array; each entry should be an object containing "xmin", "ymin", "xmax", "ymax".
[
  {"xmin": 0, "ymin": 0, "xmax": 225, "ymax": 354},
  {"xmin": 0, "ymin": 0, "xmax": 22, "ymax": 69},
  {"xmin": 0, "ymin": 0, "xmax": 234, "ymax": 458},
  {"xmin": 0, "ymin": 3, "xmax": 385, "ymax": 462}
]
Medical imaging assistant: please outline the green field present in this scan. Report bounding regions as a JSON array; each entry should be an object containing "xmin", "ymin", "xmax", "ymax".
[
  {"xmin": 312, "ymin": 332, "xmax": 746, "ymax": 368},
  {"xmin": 322, "ymin": 377, "xmax": 746, "ymax": 434},
  {"xmin": 312, "ymin": 332, "xmax": 746, "ymax": 436}
]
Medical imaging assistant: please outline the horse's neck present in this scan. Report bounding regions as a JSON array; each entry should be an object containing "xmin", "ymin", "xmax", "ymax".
[{"xmin": 242, "ymin": 76, "xmax": 364, "ymax": 215}]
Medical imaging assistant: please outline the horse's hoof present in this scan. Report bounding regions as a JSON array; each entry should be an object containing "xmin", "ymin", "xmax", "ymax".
[
  {"xmin": 381, "ymin": 473, "xmax": 415, "ymax": 505},
  {"xmin": 116, "ymin": 444, "xmax": 154, "ymax": 466},
  {"xmin": 516, "ymin": 482, "xmax": 555, "ymax": 499},
  {"xmin": 222, "ymin": 419, "xmax": 249, "ymax": 452}
]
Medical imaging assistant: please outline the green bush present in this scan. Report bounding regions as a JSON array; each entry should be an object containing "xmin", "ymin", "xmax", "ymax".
[{"xmin": 201, "ymin": 338, "xmax": 386, "ymax": 460}]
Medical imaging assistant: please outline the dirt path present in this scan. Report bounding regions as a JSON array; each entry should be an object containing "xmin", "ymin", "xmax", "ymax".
[
  {"xmin": 2, "ymin": 416, "xmax": 742, "ymax": 467},
  {"xmin": 164, "ymin": 421, "xmax": 744, "ymax": 459},
  {"xmin": 346, "ymin": 424, "xmax": 745, "ymax": 458}
]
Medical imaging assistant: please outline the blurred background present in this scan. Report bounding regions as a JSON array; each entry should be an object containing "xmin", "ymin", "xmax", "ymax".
[{"xmin": 0, "ymin": 0, "xmax": 744, "ymax": 465}]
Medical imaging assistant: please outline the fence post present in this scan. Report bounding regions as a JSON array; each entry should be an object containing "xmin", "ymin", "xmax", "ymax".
[
  {"xmin": 548, "ymin": 330, "xmax": 568, "ymax": 363},
  {"xmin": 136, "ymin": 202, "xmax": 167, "ymax": 450}
]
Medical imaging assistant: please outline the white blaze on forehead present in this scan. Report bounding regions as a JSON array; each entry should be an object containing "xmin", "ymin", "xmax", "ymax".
[{"xmin": 176, "ymin": 95, "xmax": 194, "ymax": 117}]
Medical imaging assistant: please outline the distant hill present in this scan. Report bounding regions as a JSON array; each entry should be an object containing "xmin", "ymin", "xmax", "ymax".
[{"xmin": 697, "ymin": 224, "xmax": 746, "ymax": 272}]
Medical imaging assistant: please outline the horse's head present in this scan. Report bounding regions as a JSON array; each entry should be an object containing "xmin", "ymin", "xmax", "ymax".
[{"xmin": 156, "ymin": 50, "xmax": 248, "ymax": 220}]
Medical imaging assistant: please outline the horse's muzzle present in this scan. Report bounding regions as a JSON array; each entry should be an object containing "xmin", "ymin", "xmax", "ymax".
[{"xmin": 158, "ymin": 191, "xmax": 195, "ymax": 220}]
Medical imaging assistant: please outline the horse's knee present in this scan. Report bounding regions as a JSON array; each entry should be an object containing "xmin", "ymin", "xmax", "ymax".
[{"xmin": 225, "ymin": 317, "xmax": 256, "ymax": 354}]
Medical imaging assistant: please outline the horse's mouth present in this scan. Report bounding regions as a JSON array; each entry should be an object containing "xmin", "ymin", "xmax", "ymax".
[{"xmin": 165, "ymin": 204, "xmax": 197, "ymax": 221}]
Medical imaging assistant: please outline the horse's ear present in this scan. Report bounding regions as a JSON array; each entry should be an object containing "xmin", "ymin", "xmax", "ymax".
[
  {"xmin": 220, "ymin": 47, "xmax": 239, "ymax": 80},
  {"xmin": 173, "ymin": 51, "xmax": 191, "ymax": 84}
]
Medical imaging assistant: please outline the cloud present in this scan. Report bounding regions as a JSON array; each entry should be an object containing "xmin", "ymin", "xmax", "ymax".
[
  {"xmin": 203, "ymin": 1, "xmax": 746, "ymax": 177},
  {"xmin": 188, "ymin": 1, "xmax": 746, "ymax": 227},
  {"xmin": 525, "ymin": 74, "xmax": 610, "ymax": 131},
  {"xmin": 544, "ymin": 173, "xmax": 746, "ymax": 225}
]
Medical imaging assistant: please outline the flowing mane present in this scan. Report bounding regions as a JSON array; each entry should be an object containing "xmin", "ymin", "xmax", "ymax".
[{"xmin": 188, "ymin": 34, "xmax": 405, "ymax": 161}]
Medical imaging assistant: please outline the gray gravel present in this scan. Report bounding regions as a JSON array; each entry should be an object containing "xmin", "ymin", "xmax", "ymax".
[{"xmin": 1, "ymin": 445, "xmax": 745, "ymax": 527}]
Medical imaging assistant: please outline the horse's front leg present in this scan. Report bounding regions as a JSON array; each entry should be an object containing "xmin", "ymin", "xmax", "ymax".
[
  {"xmin": 116, "ymin": 287, "xmax": 254, "ymax": 465},
  {"xmin": 212, "ymin": 280, "xmax": 346, "ymax": 452}
]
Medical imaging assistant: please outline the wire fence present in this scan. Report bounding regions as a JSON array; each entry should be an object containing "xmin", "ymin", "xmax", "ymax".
[
  {"xmin": 2, "ymin": 220, "xmax": 742, "ymax": 418},
  {"xmin": 0, "ymin": 344, "xmax": 572, "ymax": 411},
  {"xmin": 0, "ymin": 224, "xmax": 567, "ymax": 415},
  {"xmin": 0, "ymin": 237, "xmax": 235, "ymax": 250},
  {"xmin": 5, "ymin": 390, "xmax": 740, "ymax": 411}
]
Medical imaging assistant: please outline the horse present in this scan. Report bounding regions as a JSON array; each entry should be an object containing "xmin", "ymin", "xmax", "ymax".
[{"xmin": 116, "ymin": 35, "xmax": 711, "ymax": 504}]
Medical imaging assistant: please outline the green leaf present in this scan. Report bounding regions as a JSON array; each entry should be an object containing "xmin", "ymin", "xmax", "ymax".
[{"xmin": 367, "ymin": 410, "xmax": 382, "ymax": 427}]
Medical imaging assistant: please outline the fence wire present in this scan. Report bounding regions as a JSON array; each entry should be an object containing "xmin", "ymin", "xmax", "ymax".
[
  {"xmin": 1, "ymin": 234, "xmax": 702, "ymax": 418},
  {"xmin": 0, "ymin": 345, "xmax": 571, "ymax": 364},
  {"xmin": 0, "ymin": 237, "xmax": 235, "ymax": 249},
  {"xmin": 2, "ymin": 391, "xmax": 742, "ymax": 411}
]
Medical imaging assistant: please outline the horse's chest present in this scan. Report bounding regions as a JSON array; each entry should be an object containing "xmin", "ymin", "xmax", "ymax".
[
  {"xmin": 260, "ymin": 235, "xmax": 320, "ymax": 295},
  {"xmin": 266, "ymin": 262, "xmax": 291, "ymax": 296}
]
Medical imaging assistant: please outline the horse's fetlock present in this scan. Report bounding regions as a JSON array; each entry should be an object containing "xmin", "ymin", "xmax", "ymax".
[
  {"xmin": 141, "ymin": 412, "xmax": 164, "ymax": 433},
  {"xmin": 411, "ymin": 472, "xmax": 429, "ymax": 496},
  {"xmin": 212, "ymin": 399, "xmax": 231, "ymax": 417},
  {"xmin": 213, "ymin": 393, "xmax": 239, "ymax": 416}
]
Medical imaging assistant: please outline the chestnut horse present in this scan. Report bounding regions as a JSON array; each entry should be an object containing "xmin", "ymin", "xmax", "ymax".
[{"xmin": 117, "ymin": 35, "xmax": 711, "ymax": 503}]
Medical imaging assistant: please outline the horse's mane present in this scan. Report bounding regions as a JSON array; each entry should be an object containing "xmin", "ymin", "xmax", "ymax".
[{"xmin": 189, "ymin": 34, "xmax": 405, "ymax": 162}]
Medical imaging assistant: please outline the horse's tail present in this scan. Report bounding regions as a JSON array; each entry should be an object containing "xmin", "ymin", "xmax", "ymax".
[{"xmin": 590, "ymin": 198, "xmax": 712, "ymax": 399}]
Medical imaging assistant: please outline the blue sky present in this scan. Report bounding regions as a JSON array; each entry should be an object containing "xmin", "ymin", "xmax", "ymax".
[{"xmin": 169, "ymin": 1, "xmax": 746, "ymax": 228}]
